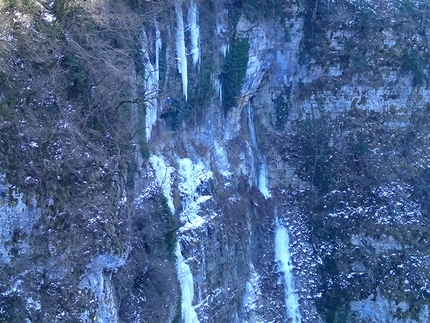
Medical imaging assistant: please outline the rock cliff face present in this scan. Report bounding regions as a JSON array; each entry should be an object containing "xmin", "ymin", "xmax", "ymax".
[{"xmin": 1, "ymin": 0, "xmax": 430, "ymax": 322}]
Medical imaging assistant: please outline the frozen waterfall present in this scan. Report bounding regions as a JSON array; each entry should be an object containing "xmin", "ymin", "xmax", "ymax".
[
  {"xmin": 242, "ymin": 263, "xmax": 263, "ymax": 323},
  {"xmin": 176, "ymin": 242, "xmax": 200, "ymax": 323},
  {"xmin": 258, "ymin": 158, "xmax": 270, "ymax": 199},
  {"xmin": 188, "ymin": 0, "xmax": 200, "ymax": 66},
  {"xmin": 155, "ymin": 25, "xmax": 162, "ymax": 81},
  {"xmin": 246, "ymin": 103, "xmax": 271, "ymax": 198},
  {"xmin": 175, "ymin": 0, "xmax": 188, "ymax": 100},
  {"xmin": 214, "ymin": 77, "xmax": 223, "ymax": 103},
  {"xmin": 178, "ymin": 158, "xmax": 212, "ymax": 230},
  {"xmin": 141, "ymin": 25, "xmax": 162, "ymax": 140},
  {"xmin": 176, "ymin": 158, "xmax": 213, "ymax": 322},
  {"xmin": 274, "ymin": 220, "xmax": 301, "ymax": 323},
  {"xmin": 215, "ymin": 7, "xmax": 229, "ymax": 57}
]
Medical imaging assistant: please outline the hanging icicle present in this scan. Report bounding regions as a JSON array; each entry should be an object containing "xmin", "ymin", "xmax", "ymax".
[
  {"xmin": 175, "ymin": 0, "xmax": 188, "ymax": 100},
  {"xmin": 188, "ymin": 0, "xmax": 200, "ymax": 66}
]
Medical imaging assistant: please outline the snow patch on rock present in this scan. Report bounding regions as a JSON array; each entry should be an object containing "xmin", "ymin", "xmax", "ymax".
[
  {"xmin": 0, "ymin": 174, "xmax": 40, "ymax": 263},
  {"xmin": 79, "ymin": 254, "xmax": 127, "ymax": 323},
  {"xmin": 350, "ymin": 292, "xmax": 429, "ymax": 323},
  {"xmin": 213, "ymin": 141, "xmax": 232, "ymax": 178}
]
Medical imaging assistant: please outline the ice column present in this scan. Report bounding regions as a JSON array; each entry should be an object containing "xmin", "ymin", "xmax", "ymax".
[
  {"xmin": 142, "ymin": 25, "xmax": 162, "ymax": 140},
  {"xmin": 214, "ymin": 78, "xmax": 223, "ymax": 102},
  {"xmin": 246, "ymin": 103, "xmax": 271, "ymax": 198},
  {"xmin": 274, "ymin": 220, "xmax": 301, "ymax": 323},
  {"xmin": 176, "ymin": 158, "xmax": 213, "ymax": 322},
  {"xmin": 188, "ymin": 0, "xmax": 200, "ymax": 66},
  {"xmin": 175, "ymin": 0, "xmax": 188, "ymax": 100},
  {"xmin": 176, "ymin": 243, "xmax": 200, "ymax": 323},
  {"xmin": 242, "ymin": 264, "xmax": 262, "ymax": 323},
  {"xmin": 258, "ymin": 157, "xmax": 270, "ymax": 199},
  {"xmin": 215, "ymin": 8, "xmax": 229, "ymax": 57},
  {"xmin": 155, "ymin": 24, "xmax": 162, "ymax": 81}
]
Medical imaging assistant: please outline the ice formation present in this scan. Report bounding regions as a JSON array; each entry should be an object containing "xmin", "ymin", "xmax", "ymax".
[
  {"xmin": 175, "ymin": 0, "xmax": 188, "ymax": 100},
  {"xmin": 178, "ymin": 158, "xmax": 212, "ymax": 229},
  {"xmin": 246, "ymin": 103, "xmax": 271, "ymax": 198},
  {"xmin": 155, "ymin": 24, "xmax": 162, "ymax": 81},
  {"xmin": 141, "ymin": 25, "xmax": 162, "ymax": 140},
  {"xmin": 258, "ymin": 158, "xmax": 271, "ymax": 199},
  {"xmin": 274, "ymin": 220, "xmax": 301, "ymax": 323},
  {"xmin": 242, "ymin": 264, "xmax": 262, "ymax": 323},
  {"xmin": 214, "ymin": 141, "xmax": 232, "ymax": 178},
  {"xmin": 214, "ymin": 77, "xmax": 223, "ymax": 102},
  {"xmin": 215, "ymin": 7, "xmax": 229, "ymax": 57},
  {"xmin": 175, "ymin": 158, "xmax": 213, "ymax": 321},
  {"xmin": 176, "ymin": 242, "xmax": 200, "ymax": 323},
  {"xmin": 188, "ymin": 0, "xmax": 200, "ymax": 66}
]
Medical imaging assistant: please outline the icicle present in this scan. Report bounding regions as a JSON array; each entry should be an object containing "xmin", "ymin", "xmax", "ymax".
[
  {"xmin": 175, "ymin": 0, "xmax": 188, "ymax": 100},
  {"xmin": 220, "ymin": 44, "xmax": 229, "ymax": 58},
  {"xmin": 247, "ymin": 103, "xmax": 258, "ymax": 149},
  {"xmin": 147, "ymin": 23, "xmax": 162, "ymax": 141},
  {"xmin": 258, "ymin": 158, "xmax": 271, "ymax": 199},
  {"xmin": 155, "ymin": 24, "xmax": 162, "ymax": 82},
  {"xmin": 274, "ymin": 219, "xmax": 301, "ymax": 323},
  {"xmin": 141, "ymin": 29, "xmax": 160, "ymax": 141},
  {"xmin": 176, "ymin": 243, "xmax": 200, "ymax": 323},
  {"xmin": 246, "ymin": 103, "xmax": 271, "ymax": 198},
  {"xmin": 214, "ymin": 78, "xmax": 223, "ymax": 103},
  {"xmin": 215, "ymin": 8, "xmax": 229, "ymax": 57},
  {"xmin": 242, "ymin": 263, "xmax": 262, "ymax": 323},
  {"xmin": 188, "ymin": 0, "xmax": 200, "ymax": 66}
]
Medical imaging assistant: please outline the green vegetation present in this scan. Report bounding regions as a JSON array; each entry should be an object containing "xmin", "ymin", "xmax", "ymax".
[
  {"xmin": 0, "ymin": 71, "xmax": 10, "ymax": 91},
  {"xmin": 195, "ymin": 41, "xmax": 215, "ymax": 108},
  {"xmin": 161, "ymin": 97, "xmax": 195, "ymax": 130},
  {"xmin": 220, "ymin": 37, "xmax": 249, "ymax": 113},
  {"xmin": 226, "ymin": 0, "xmax": 286, "ymax": 22},
  {"xmin": 155, "ymin": 194, "xmax": 178, "ymax": 260},
  {"xmin": 401, "ymin": 50, "xmax": 426, "ymax": 87},
  {"xmin": 294, "ymin": 109, "xmax": 334, "ymax": 194},
  {"xmin": 172, "ymin": 295, "xmax": 182, "ymax": 323},
  {"xmin": 300, "ymin": 0, "xmax": 328, "ymax": 63},
  {"xmin": 61, "ymin": 52, "xmax": 91, "ymax": 102},
  {"xmin": 279, "ymin": 15, "xmax": 291, "ymax": 42}
]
